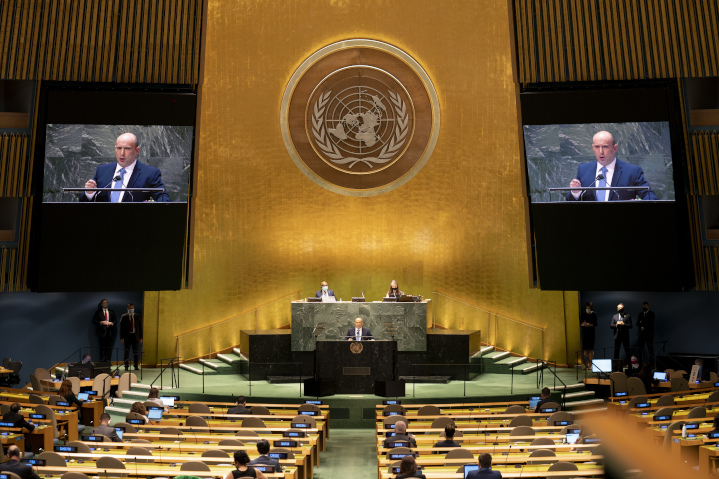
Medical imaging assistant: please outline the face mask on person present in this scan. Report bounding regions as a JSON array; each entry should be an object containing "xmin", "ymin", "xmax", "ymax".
[
  {"xmin": 322, "ymin": 286, "xmax": 328, "ymax": 291},
  {"xmin": 618, "ymin": 308, "xmax": 624, "ymax": 313},
  {"xmin": 128, "ymin": 309, "xmax": 134, "ymax": 314},
  {"xmin": 643, "ymin": 307, "xmax": 648, "ymax": 312},
  {"xmin": 585, "ymin": 308, "xmax": 591, "ymax": 314}
]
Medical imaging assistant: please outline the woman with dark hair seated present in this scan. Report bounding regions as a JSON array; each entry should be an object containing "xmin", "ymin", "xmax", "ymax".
[
  {"xmin": 224, "ymin": 450, "xmax": 268, "ymax": 479},
  {"xmin": 130, "ymin": 401, "xmax": 149, "ymax": 423},
  {"xmin": 58, "ymin": 379, "xmax": 85, "ymax": 431},
  {"xmin": 396, "ymin": 455, "xmax": 426, "ymax": 479}
]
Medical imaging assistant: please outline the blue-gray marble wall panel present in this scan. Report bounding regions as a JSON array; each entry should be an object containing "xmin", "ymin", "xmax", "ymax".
[
  {"xmin": 291, "ymin": 301, "xmax": 427, "ymax": 352},
  {"xmin": 43, "ymin": 124, "xmax": 193, "ymax": 202},
  {"xmin": 524, "ymin": 122, "xmax": 674, "ymax": 202}
]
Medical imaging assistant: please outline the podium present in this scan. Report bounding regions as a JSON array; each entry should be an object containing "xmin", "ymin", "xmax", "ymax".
[{"xmin": 315, "ymin": 340, "xmax": 396, "ymax": 394}]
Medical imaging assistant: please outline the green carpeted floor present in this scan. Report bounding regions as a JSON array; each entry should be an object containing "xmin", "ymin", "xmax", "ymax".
[{"xmin": 313, "ymin": 429, "xmax": 377, "ymax": 479}]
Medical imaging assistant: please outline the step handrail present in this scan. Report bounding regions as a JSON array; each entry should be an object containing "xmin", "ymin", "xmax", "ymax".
[
  {"xmin": 150, "ymin": 357, "xmax": 180, "ymax": 389},
  {"xmin": 537, "ymin": 359, "xmax": 567, "ymax": 409}
]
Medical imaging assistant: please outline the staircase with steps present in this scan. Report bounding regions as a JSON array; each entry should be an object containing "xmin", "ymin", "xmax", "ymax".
[
  {"xmin": 471, "ymin": 346, "xmax": 546, "ymax": 375},
  {"xmin": 547, "ymin": 382, "xmax": 606, "ymax": 414},
  {"xmin": 105, "ymin": 383, "xmax": 176, "ymax": 417},
  {"xmin": 179, "ymin": 348, "xmax": 247, "ymax": 376}
]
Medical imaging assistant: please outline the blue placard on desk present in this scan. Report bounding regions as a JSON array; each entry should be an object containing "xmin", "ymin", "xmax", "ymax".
[
  {"xmin": 636, "ymin": 403, "xmax": 650, "ymax": 408},
  {"xmin": 291, "ymin": 422, "xmax": 309, "ymax": 428},
  {"xmin": 554, "ymin": 420, "xmax": 572, "ymax": 426},
  {"xmin": 254, "ymin": 465, "xmax": 275, "ymax": 473},
  {"xmin": 21, "ymin": 459, "xmax": 46, "ymax": 466},
  {"xmin": 305, "ymin": 400, "xmax": 322, "ymax": 405},
  {"xmin": 301, "ymin": 410, "xmax": 318, "ymax": 416},
  {"xmin": 274, "ymin": 440, "xmax": 297, "ymax": 447},
  {"xmin": 686, "ymin": 423, "xmax": 699, "ymax": 430},
  {"xmin": 82, "ymin": 435, "xmax": 103, "ymax": 442},
  {"xmin": 128, "ymin": 419, "xmax": 144, "ymax": 425},
  {"xmin": 384, "ymin": 411, "xmax": 400, "ymax": 416},
  {"xmin": 383, "ymin": 400, "xmax": 401, "ymax": 405},
  {"xmin": 0, "ymin": 422, "xmax": 14, "ymax": 427},
  {"xmin": 542, "ymin": 408, "xmax": 558, "ymax": 413},
  {"xmin": 29, "ymin": 414, "xmax": 45, "ymax": 420},
  {"xmin": 385, "ymin": 431, "xmax": 396, "ymax": 438},
  {"xmin": 269, "ymin": 452, "xmax": 288, "ymax": 459},
  {"xmin": 708, "ymin": 432, "xmax": 719, "ymax": 438},
  {"xmin": 55, "ymin": 446, "xmax": 77, "ymax": 453},
  {"xmin": 654, "ymin": 415, "xmax": 671, "ymax": 421},
  {"xmin": 615, "ymin": 391, "xmax": 628, "ymax": 397},
  {"xmin": 56, "ymin": 401, "xmax": 70, "ymax": 407},
  {"xmin": 283, "ymin": 430, "xmax": 306, "ymax": 438},
  {"xmin": 389, "ymin": 453, "xmax": 411, "ymax": 460}
]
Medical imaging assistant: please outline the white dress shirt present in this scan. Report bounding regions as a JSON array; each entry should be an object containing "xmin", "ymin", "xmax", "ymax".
[
  {"xmin": 571, "ymin": 159, "xmax": 616, "ymax": 200},
  {"xmin": 85, "ymin": 161, "xmax": 137, "ymax": 201}
]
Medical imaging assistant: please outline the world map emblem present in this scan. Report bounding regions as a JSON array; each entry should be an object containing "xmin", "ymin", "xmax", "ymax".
[{"xmin": 281, "ymin": 40, "xmax": 440, "ymax": 196}]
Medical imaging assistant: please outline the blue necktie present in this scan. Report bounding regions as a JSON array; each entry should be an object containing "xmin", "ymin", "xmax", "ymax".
[
  {"xmin": 356, "ymin": 329, "xmax": 360, "ymax": 341},
  {"xmin": 110, "ymin": 168, "xmax": 126, "ymax": 203},
  {"xmin": 596, "ymin": 166, "xmax": 607, "ymax": 202}
]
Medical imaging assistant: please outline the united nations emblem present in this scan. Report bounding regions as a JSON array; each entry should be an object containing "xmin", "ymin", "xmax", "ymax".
[
  {"xmin": 350, "ymin": 342, "xmax": 364, "ymax": 354},
  {"xmin": 281, "ymin": 40, "xmax": 440, "ymax": 196}
]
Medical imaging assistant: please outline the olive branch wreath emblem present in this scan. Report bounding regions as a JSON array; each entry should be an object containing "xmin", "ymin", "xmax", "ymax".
[{"xmin": 311, "ymin": 90, "xmax": 409, "ymax": 169}]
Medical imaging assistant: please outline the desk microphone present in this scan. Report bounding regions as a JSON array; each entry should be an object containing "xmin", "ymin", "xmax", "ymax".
[
  {"xmin": 92, "ymin": 176, "xmax": 121, "ymax": 202},
  {"xmin": 579, "ymin": 174, "xmax": 602, "ymax": 201},
  {"xmin": 518, "ymin": 463, "xmax": 525, "ymax": 478},
  {"xmin": 361, "ymin": 291, "xmax": 365, "ymax": 298}
]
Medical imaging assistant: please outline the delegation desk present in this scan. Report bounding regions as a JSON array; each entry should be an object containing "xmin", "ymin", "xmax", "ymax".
[{"xmin": 0, "ymin": 388, "xmax": 104, "ymax": 427}]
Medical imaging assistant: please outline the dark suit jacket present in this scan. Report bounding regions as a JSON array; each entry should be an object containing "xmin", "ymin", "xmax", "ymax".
[
  {"xmin": 93, "ymin": 308, "xmax": 117, "ymax": 338},
  {"xmin": 534, "ymin": 397, "xmax": 554, "ymax": 413},
  {"xmin": 396, "ymin": 474, "xmax": 426, "ymax": 479},
  {"xmin": 0, "ymin": 459, "xmax": 41, "ymax": 479},
  {"xmin": 346, "ymin": 327, "xmax": 374, "ymax": 340},
  {"xmin": 79, "ymin": 161, "xmax": 171, "ymax": 202},
  {"xmin": 565, "ymin": 159, "xmax": 657, "ymax": 201},
  {"xmin": 383, "ymin": 433, "xmax": 416, "ymax": 448},
  {"xmin": 610, "ymin": 313, "xmax": 633, "ymax": 339},
  {"xmin": 227, "ymin": 405, "xmax": 252, "ymax": 415},
  {"xmin": 637, "ymin": 310, "xmax": 655, "ymax": 336},
  {"xmin": 120, "ymin": 313, "xmax": 143, "ymax": 341},
  {"xmin": 467, "ymin": 468, "xmax": 502, "ymax": 478},
  {"xmin": 434, "ymin": 439, "xmax": 461, "ymax": 448},
  {"xmin": 315, "ymin": 290, "xmax": 336, "ymax": 299},
  {"xmin": 90, "ymin": 424, "xmax": 122, "ymax": 442},
  {"xmin": 2, "ymin": 411, "xmax": 35, "ymax": 431},
  {"xmin": 248, "ymin": 454, "xmax": 282, "ymax": 471}
]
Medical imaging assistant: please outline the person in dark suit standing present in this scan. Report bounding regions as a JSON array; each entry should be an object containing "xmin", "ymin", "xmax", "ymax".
[
  {"xmin": 2, "ymin": 403, "xmax": 35, "ymax": 432},
  {"xmin": 466, "ymin": 453, "xmax": 502, "ymax": 478},
  {"xmin": 93, "ymin": 299, "xmax": 117, "ymax": 362},
  {"xmin": 228, "ymin": 395, "xmax": 252, "ymax": 415},
  {"xmin": 0, "ymin": 445, "xmax": 41, "ymax": 479},
  {"xmin": 89, "ymin": 413, "xmax": 123, "ymax": 442},
  {"xmin": 611, "ymin": 303, "xmax": 633, "ymax": 363},
  {"xmin": 346, "ymin": 317, "xmax": 374, "ymax": 341},
  {"xmin": 580, "ymin": 301, "xmax": 598, "ymax": 369},
  {"xmin": 314, "ymin": 281, "xmax": 336, "ymax": 300},
  {"xmin": 566, "ymin": 131, "xmax": 657, "ymax": 201},
  {"xmin": 80, "ymin": 133, "xmax": 170, "ymax": 203},
  {"xmin": 637, "ymin": 302, "xmax": 655, "ymax": 364},
  {"xmin": 120, "ymin": 303, "xmax": 143, "ymax": 371}
]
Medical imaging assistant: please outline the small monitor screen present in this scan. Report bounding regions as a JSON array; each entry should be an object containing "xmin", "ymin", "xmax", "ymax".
[
  {"xmin": 708, "ymin": 432, "xmax": 719, "ymax": 438},
  {"xmin": 161, "ymin": 397, "xmax": 175, "ymax": 407},
  {"xmin": 147, "ymin": 409, "xmax": 163, "ymax": 420},
  {"xmin": 566, "ymin": 432, "xmax": 580, "ymax": 444},
  {"xmin": 653, "ymin": 372, "xmax": 668, "ymax": 381},
  {"xmin": 115, "ymin": 427, "xmax": 125, "ymax": 440},
  {"xmin": 464, "ymin": 464, "xmax": 480, "ymax": 477},
  {"xmin": 77, "ymin": 392, "xmax": 89, "ymax": 401},
  {"xmin": 383, "ymin": 400, "xmax": 401, "ymax": 405},
  {"xmin": 527, "ymin": 396, "xmax": 541, "ymax": 409},
  {"xmin": 592, "ymin": 359, "xmax": 612, "ymax": 374}
]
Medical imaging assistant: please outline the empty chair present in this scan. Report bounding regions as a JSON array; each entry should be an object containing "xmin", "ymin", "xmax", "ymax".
[
  {"xmin": 610, "ymin": 372, "xmax": 628, "ymax": 396},
  {"xmin": 188, "ymin": 403, "xmax": 211, "ymax": 414},
  {"xmin": 143, "ymin": 401, "xmax": 158, "ymax": 411},
  {"xmin": 29, "ymin": 375, "xmax": 44, "ymax": 393},
  {"xmin": 539, "ymin": 402, "xmax": 561, "ymax": 413},
  {"xmin": 671, "ymin": 377, "xmax": 689, "ymax": 392},
  {"xmin": 385, "ymin": 446, "xmax": 411, "ymax": 459},
  {"xmin": 34, "ymin": 368, "xmax": 52, "ymax": 390},
  {"xmin": 160, "ymin": 427, "xmax": 184, "ymax": 436},
  {"xmin": 686, "ymin": 406, "xmax": 707, "ymax": 419},
  {"xmin": 61, "ymin": 473, "xmax": 91, "ymax": 479},
  {"xmin": 0, "ymin": 404, "xmax": 9, "ymax": 415},
  {"xmin": 443, "ymin": 448, "xmax": 474, "ymax": 465},
  {"xmin": 547, "ymin": 411, "xmax": 572, "ymax": 425},
  {"xmin": 527, "ymin": 448, "xmax": 556, "ymax": 465},
  {"xmin": 706, "ymin": 390, "xmax": 719, "ymax": 404},
  {"xmin": 28, "ymin": 393, "xmax": 45, "ymax": 405},
  {"xmin": 187, "ymin": 416, "xmax": 209, "ymax": 428},
  {"xmin": 2, "ymin": 357, "xmax": 10, "ymax": 368},
  {"xmin": 654, "ymin": 407, "xmax": 675, "ymax": 419},
  {"xmin": 131, "ymin": 439, "xmax": 151, "ymax": 444},
  {"xmin": 509, "ymin": 426, "xmax": 535, "ymax": 437},
  {"xmin": 560, "ymin": 424, "xmax": 585, "ymax": 436},
  {"xmin": 711, "ymin": 372, "xmax": 718, "ymax": 383},
  {"xmin": 241, "ymin": 417, "xmax": 266, "ymax": 428},
  {"xmin": 66, "ymin": 441, "xmax": 92, "ymax": 453},
  {"xmin": 125, "ymin": 412, "xmax": 145, "ymax": 423},
  {"xmin": 68, "ymin": 377, "xmax": 81, "ymax": 395},
  {"xmin": 383, "ymin": 415, "xmax": 407, "ymax": 429},
  {"xmin": 218, "ymin": 439, "xmax": 244, "ymax": 451},
  {"xmin": 627, "ymin": 377, "xmax": 647, "ymax": 396},
  {"xmin": 626, "ymin": 396, "xmax": 649, "ymax": 410},
  {"xmin": 292, "ymin": 414, "xmax": 317, "ymax": 428},
  {"xmin": 5, "ymin": 361, "xmax": 22, "ymax": 386},
  {"xmin": 672, "ymin": 370, "xmax": 687, "ymax": 379},
  {"xmin": 92, "ymin": 374, "xmax": 112, "ymax": 401},
  {"xmin": 530, "ymin": 437, "xmax": 555, "ymax": 446},
  {"xmin": 202, "ymin": 449, "xmax": 230, "ymax": 458},
  {"xmin": 234, "ymin": 430, "xmax": 259, "ymax": 438},
  {"xmin": 1, "ymin": 473, "xmax": 21, "ymax": 479},
  {"xmin": 48, "ymin": 395, "xmax": 67, "ymax": 406},
  {"xmin": 663, "ymin": 421, "xmax": 686, "ymax": 448},
  {"xmin": 35, "ymin": 405, "xmax": 61, "ymax": 442},
  {"xmin": 382, "ymin": 404, "xmax": 407, "ymax": 416},
  {"xmin": 417, "ymin": 405, "xmax": 441, "ymax": 416},
  {"xmin": 298, "ymin": 403, "xmax": 321, "ymax": 415},
  {"xmin": 250, "ymin": 405, "xmax": 271, "ymax": 415},
  {"xmin": 504, "ymin": 405, "xmax": 526, "ymax": 414},
  {"xmin": 655, "ymin": 395, "xmax": 675, "ymax": 407},
  {"xmin": 431, "ymin": 417, "xmax": 455, "ymax": 429},
  {"xmin": 547, "ymin": 461, "xmax": 579, "ymax": 479},
  {"xmin": 96, "ymin": 456, "xmax": 126, "ymax": 474},
  {"xmin": 508, "ymin": 415, "xmax": 533, "ymax": 427},
  {"xmin": 125, "ymin": 447, "xmax": 153, "ymax": 463},
  {"xmin": 114, "ymin": 422, "xmax": 136, "ymax": 433},
  {"xmin": 116, "ymin": 372, "xmax": 137, "ymax": 398},
  {"xmin": 38, "ymin": 451, "xmax": 67, "ymax": 468},
  {"xmin": 180, "ymin": 461, "xmax": 211, "ymax": 472}
]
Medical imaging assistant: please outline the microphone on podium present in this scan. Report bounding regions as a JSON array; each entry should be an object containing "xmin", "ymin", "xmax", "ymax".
[{"xmin": 579, "ymin": 174, "xmax": 603, "ymax": 201}]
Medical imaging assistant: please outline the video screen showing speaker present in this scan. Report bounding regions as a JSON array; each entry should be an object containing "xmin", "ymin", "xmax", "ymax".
[
  {"xmin": 29, "ymin": 85, "xmax": 196, "ymax": 292},
  {"xmin": 520, "ymin": 83, "xmax": 692, "ymax": 291}
]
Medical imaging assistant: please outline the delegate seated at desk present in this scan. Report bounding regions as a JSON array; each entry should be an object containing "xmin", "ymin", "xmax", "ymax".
[
  {"xmin": 346, "ymin": 317, "xmax": 374, "ymax": 341},
  {"xmin": 2, "ymin": 403, "xmax": 35, "ymax": 431},
  {"xmin": 315, "ymin": 280, "xmax": 337, "ymax": 300},
  {"xmin": 386, "ymin": 280, "xmax": 404, "ymax": 298},
  {"xmin": 0, "ymin": 445, "xmax": 41, "ymax": 479}
]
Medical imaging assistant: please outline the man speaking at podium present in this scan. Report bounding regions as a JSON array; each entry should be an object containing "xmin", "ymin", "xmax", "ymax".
[
  {"xmin": 80, "ymin": 133, "xmax": 171, "ymax": 202},
  {"xmin": 566, "ymin": 131, "xmax": 657, "ymax": 202},
  {"xmin": 346, "ymin": 317, "xmax": 374, "ymax": 341}
]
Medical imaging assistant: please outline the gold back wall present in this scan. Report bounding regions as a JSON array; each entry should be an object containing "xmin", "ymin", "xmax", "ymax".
[{"xmin": 145, "ymin": 0, "xmax": 579, "ymax": 365}]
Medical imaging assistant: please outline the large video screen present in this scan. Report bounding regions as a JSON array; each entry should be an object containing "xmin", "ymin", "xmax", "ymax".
[
  {"xmin": 520, "ymin": 84, "xmax": 692, "ymax": 291},
  {"xmin": 29, "ymin": 85, "xmax": 197, "ymax": 292},
  {"xmin": 43, "ymin": 125, "xmax": 193, "ymax": 203},
  {"xmin": 524, "ymin": 122, "xmax": 675, "ymax": 203}
]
